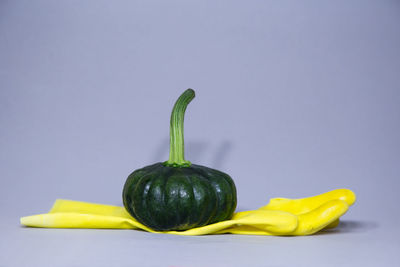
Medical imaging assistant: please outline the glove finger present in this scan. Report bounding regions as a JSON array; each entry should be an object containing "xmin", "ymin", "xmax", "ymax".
[
  {"xmin": 20, "ymin": 213, "xmax": 147, "ymax": 230},
  {"xmin": 260, "ymin": 188, "xmax": 355, "ymax": 215},
  {"xmin": 289, "ymin": 200, "xmax": 349, "ymax": 236}
]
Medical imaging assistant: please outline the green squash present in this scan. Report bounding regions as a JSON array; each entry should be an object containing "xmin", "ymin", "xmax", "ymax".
[{"xmin": 122, "ymin": 89, "xmax": 237, "ymax": 231}]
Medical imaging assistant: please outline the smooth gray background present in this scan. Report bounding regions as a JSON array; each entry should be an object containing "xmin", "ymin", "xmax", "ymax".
[{"xmin": 1, "ymin": 0, "xmax": 399, "ymax": 266}]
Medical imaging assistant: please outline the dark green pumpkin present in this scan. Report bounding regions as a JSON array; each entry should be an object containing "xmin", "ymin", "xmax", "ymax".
[
  {"xmin": 122, "ymin": 89, "xmax": 237, "ymax": 231},
  {"xmin": 123, "ymin": 163, "xmax": 237, "ymax": 231}
]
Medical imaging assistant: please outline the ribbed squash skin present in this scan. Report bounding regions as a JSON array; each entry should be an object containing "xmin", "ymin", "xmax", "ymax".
[{"xmin": 122, "ymin": 162, "xmax": 237, "ymax": 231}]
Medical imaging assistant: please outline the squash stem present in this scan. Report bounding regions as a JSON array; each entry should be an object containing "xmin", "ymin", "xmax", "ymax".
[{"xmin": 164, "ymin": 89, "xmax": 195, "ymax": 167}]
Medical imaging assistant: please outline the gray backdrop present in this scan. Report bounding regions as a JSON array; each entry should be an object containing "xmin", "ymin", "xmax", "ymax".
[{"xmin": 1, "ymin": 0, "xmax": 399, "ymax": 266}]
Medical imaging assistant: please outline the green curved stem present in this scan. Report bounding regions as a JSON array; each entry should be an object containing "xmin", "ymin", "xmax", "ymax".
[{"xmin": 164, "ymin": 89, "xmax": 195, "ymax": 167}]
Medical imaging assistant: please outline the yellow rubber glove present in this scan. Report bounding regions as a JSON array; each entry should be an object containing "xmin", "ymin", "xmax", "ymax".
[
  {"xmin": 217, "ymin": 188, "xmax": 355, "ymax": 235},
  {"xmin": 20, "ymin": 189, "xmax": 355, "ymax": 236}
]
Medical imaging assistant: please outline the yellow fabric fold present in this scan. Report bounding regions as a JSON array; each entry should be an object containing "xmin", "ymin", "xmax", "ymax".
[{"xmin": 20, "ymin": 189, "xmax": 356, "ymax": 236}]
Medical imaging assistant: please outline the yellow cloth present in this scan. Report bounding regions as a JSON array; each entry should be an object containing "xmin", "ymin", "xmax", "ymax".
[{"xmin": 20, "ymin": 189, "xmax": 356, "ymax": 236}]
